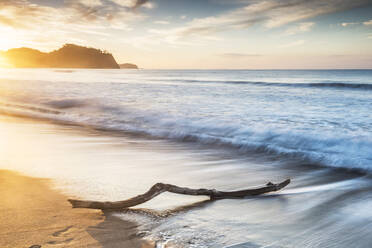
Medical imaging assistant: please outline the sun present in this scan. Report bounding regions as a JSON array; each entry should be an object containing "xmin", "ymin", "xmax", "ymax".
[
  {"xmin": 0, "ymin": 36, "xmax": 17, "ymax": 51},
  {"xmin": 0, "ymin": 25, "xmax": 26, "ymax": 51},
  {"xmin": 0, "ymin": 28, "xmax": 22, "ymax": 67}
]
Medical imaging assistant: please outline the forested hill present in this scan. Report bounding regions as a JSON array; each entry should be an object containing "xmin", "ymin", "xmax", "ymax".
[{"xmin": 1, "ymin": 44, "xmax": 120, "ymax": 69}]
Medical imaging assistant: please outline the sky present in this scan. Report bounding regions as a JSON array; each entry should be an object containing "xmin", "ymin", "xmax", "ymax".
[{"xmin": 0, "ymin": 0, "xmax": 372, "ymax": 69}]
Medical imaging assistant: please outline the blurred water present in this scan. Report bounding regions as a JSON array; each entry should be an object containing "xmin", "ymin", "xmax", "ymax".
[
  {"xmin": 0, "ymin": 69, "xmax": 371, "ymax": 171},
  {"xmin": 0, "ymin": 69, "xmax": 372, "ymax": 247},
  {"xmin": 0, "ymin": 116, "xmax": 371, "ymax": 248}
]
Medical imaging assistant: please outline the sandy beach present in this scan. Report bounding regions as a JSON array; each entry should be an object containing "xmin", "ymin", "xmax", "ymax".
[{"xmin": 0, "ymin": 169, "xmax": 153, "ymax": 248}]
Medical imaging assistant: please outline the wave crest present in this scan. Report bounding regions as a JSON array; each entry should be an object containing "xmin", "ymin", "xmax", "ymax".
[
  {"xmin": 1, "ymin": 100, "xmax": 371, "ymax": 173},
  {"xmin": 179, "ymin": 79, "xmax": 372, "ymax": 90}
]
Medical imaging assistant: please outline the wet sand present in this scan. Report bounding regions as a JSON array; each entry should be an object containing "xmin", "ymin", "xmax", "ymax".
[{"xmin": 0, "ymin": 170, "xmax": 153, "ymax": 248}]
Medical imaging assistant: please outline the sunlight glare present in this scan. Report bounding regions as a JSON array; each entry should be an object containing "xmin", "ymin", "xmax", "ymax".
[
  {"xmin": 0, "ymin": 26, "xmax": 27, "ymax": 51},
  {"xmin": 0, "ymin": 54, "xmax": 11, "ymax": 68},
  {"xmin": 0, "ymin": 39, "xmax": 14, "ymax": 51}
]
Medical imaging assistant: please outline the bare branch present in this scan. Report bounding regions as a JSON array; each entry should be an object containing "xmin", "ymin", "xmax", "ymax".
[{"xmin": 68, "ymin": 179, "xmax": 290, "ymax": 210}]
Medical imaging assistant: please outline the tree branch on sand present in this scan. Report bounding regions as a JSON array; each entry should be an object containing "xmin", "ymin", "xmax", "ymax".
[{"xmin": 68, "ymin": 179, "xmax": 290, "ymax": 210}]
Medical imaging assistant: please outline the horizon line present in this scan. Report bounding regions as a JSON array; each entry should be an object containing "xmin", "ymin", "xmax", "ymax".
[{"xmin": 1, "ymin": 67, "xmax": 372, "ymax": 70}]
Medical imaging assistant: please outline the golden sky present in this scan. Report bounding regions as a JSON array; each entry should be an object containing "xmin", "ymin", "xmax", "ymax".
[{"xmin": 0, "ymin": 0, "xmax": 372, "ymax": 69}]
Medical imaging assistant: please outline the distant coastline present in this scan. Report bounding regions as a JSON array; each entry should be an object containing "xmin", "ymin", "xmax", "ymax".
[
  {"xmin": 0, "ymin": 44, "xmax": 138, "ymax": 69},
  {"xmin": 119, "ymin": 63, "xmax": 138, "ymax": 69}
]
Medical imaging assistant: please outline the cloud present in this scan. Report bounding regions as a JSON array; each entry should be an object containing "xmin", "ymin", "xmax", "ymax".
[
  {"xmin": 154, "ymin": 20, "xmax": 170, "ymax": 25},
  {"xmin": 109, "ymin": 0, "xmax": 133, "ymax": 7},
  {"xmin": 285, "ymin": 22, "xmax": 314, "ymax": 35},
  {"xmin": 149, "ymin": 1, "xmax": 367, "ymax": 46},
  {"xmin": 65, "ymin": 0, "xmax": 149, "ymax": 22},
  {"xmin": 341, "ymin": 22, "xmax": 359, "ymax": 27},
  {"xmin": 132, "ymin": 0, "xmax": 149, "ymax": 9},
  {"xmin": 148, "ymin": 0, "xmax": 369, "ymax": 43},
  {"xmin": 0, "ymin": 0, "xmax": 150, "ymax": 51},
  {"xmin": 0, "ymin": 0, "xmax": 150, "ymax": 29},
  {"xmin": 0, "ymin": 1, "xmax": 63, "ymax": 28},
  {"xmin": 78, "ymin": 0, "xmax": 103, "ymax": 7},
  {"xmin": 279, "ymin": 40, "xmax": 305, "ymax": 48},
  {"xmin": 149, "ymin": 15, "xmax": 264, "ymax": 44},
  {"xmin": 340, "ymin": 20, "xmax": 372, "ymax": 27},
  {"xmin": 0, "ymin": 15, "xmax": 25, "ymax": 29},
  {"xmin": 219, "ymin": 53, "xmax": 262, "ymax": 58},
  {"xmin": 109, "ymin": 0, "xmax": 154, "ymax": 10}
]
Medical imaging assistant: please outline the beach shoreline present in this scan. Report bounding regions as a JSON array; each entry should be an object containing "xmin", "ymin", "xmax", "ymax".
[
  {"xmin": 0, "ymin": 169, "xmax": 154, "ymax": 248},
  {"xmin": 1, "ymin": 68, "xmax": 372, "ymax": 248}
]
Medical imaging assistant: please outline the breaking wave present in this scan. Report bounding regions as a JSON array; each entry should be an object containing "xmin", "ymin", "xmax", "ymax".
[
  {"xmin": 177, "ymin": 79, "xmax": 372, "ymax": 90},
  {"xmin": 1, "ymin": 100, "xmax": 371, "ymax": 173},
  {"xmin": 44, "ymin": 99, "xmax": 91, "ymax": 109}
]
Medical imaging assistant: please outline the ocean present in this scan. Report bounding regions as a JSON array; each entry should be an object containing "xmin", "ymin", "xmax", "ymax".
[{"xmin": 1, "ymin": 69, "xmax": 372, "ymax": 247}]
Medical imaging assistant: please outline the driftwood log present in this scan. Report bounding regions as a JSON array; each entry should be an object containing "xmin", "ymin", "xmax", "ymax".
[{"xmin": 68, "ymin": 179, "xmax": 290, "ymax": 210}]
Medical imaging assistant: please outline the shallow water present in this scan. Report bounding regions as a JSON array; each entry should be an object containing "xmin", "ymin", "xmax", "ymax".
[{"xmin": 1, "ymin": 69, "xmax": 372, "ymax": 247}]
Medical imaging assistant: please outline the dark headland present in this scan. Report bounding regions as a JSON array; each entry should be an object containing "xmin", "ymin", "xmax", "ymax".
[
  {"xmin": 0, "ymin": 44, "xmax": 138, "ymax": 69},
  {"xmin": 119, "ymin": 63, "xmax": 138, "ymax": 69}
]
